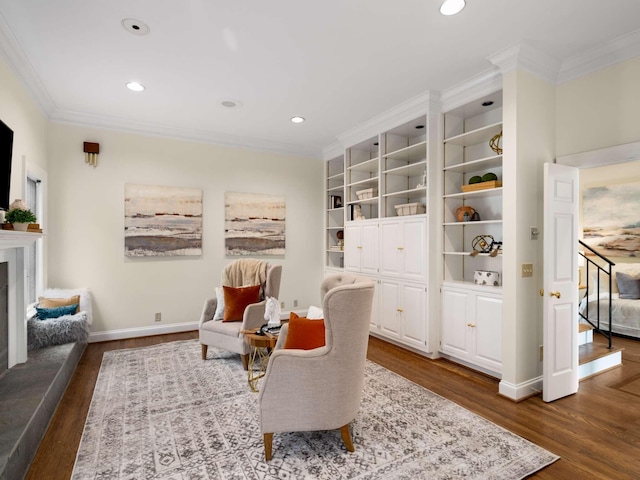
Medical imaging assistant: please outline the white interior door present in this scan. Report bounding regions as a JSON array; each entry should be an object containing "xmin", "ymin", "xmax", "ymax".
[{"xmin": 543, "ymin": 162, "xmax": 579, "ymax": 402}]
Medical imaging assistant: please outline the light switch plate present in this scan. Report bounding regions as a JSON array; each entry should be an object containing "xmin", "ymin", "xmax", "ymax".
[{"xmin": 522, "ymin": 263, "xmax": 533, "ymax": 277}]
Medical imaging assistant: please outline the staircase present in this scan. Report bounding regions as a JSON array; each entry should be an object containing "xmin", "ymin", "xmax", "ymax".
[{"xmin": 578, "ymin": 324, "xmax": 623, "ymax": 380}]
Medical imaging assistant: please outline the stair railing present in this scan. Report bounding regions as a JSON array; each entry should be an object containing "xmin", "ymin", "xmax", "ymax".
[{"xmin": 579, "ymin": 240, "xmax": 615, "ymax": 349}]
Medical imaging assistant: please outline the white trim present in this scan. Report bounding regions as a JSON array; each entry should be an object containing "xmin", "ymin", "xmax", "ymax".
[
  {"xmin": 579, "ymin": 351, "xmax": 622, "ymax": 381},
  {"xmin": 0, "ymin": 12, "xmax": 55, "ymax": 116},
  {"xmin": 487, "ymin": 43, "xmax": 561, "ymax": 85},
  {"xmin": 50, "ymin": 111, "xmax": 322, "ymax": 160},
  {"xmin": 322, "ymin": 141, "xmax": 345, "ymax": 162},
  {"xmin": 88, "ymin": 321, "xmax": 199, "ymax": 343},
  {"xmin": 337, "ymin": 91, "xmax": 432, "ymax": 148},
  {"xmin": 556, "ymin": 141, "xmax": 640, "ymax": 169},
  {"xmin": 23, "ymin": 157, "xmax": 47, "ymax": 300},
  {"xmin": 558, "ymin": 28, "xmax": 640, "ymax": 84},
  {"xmin": 441, "ymin": 69, "xmax": 503, "ymax": 113},
  {"xmin": 499, "ymin": 376, "xmax": 543, "ymax": 401}
]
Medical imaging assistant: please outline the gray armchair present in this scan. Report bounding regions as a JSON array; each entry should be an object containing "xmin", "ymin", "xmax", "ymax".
[
  {"xmin": 258, "ymin": 273, "xmax": 375, "ymax": 460},
  {"xmin": 199, "ymin": 260, "xmax": 282, "ymax": 370}
]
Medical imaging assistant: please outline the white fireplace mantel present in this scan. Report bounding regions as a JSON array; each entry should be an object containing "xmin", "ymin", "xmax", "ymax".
[{"xmin": 0, "ymin": 230, "xmax": 42, "ymax": 368}]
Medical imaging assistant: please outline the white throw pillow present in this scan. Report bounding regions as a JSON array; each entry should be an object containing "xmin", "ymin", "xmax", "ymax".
[
  {"xmin": 306, "ymin": 305, "xmax": 324, "ymax": 319},
  {"xmin": 213, "ymin": 287, "xmax": 225, "ymax": 320}
]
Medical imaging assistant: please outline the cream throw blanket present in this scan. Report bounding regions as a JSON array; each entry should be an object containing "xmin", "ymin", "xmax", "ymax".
[{"xmin": 222, "ymin": 259, "xmax": 268, "ymax": 291}]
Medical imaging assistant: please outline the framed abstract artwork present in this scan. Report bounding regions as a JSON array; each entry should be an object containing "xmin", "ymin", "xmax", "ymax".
[
  {"xmin": 225, "ymin": 191, "xmax": 285, "ymax": 256},
  {"xmin": 582, "ymin": 181, "xmax": 640, "ymax": 258},
  {"xmin": 125, "ymin": 184, "xmax": 203, "ymax": 256}
]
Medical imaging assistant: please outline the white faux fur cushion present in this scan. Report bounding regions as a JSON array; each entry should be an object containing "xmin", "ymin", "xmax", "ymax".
[
  {"xmin": 27, "ymin": 312, "xmax": 89, "ymax": 350},
  {"xmin": 41, "ymin": 288, "xmax": 93, "ymax": 325}
]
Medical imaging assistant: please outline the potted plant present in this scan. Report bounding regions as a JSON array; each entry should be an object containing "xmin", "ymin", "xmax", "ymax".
[{"xmin": 6, "ymin": 199, "xmax": 37, "ymax": 231}]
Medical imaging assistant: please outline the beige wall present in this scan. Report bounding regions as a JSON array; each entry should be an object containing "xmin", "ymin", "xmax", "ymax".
[
  {"xmin": 46, "ymin": 124, "xmax": 324, "ymax": 334},
  {"xmin": 557, "ymin": 57, "xmax": 640, "ymax": 157},
  {"xmin": 0, "ymin": 57, "xmax": 48, "ymax": 201},
  {"xmin": 502, "ymin": 69, "xmax": 556, "ymax": 390}
]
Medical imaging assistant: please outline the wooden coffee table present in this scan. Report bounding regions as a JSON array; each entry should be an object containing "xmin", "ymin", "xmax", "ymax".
[{"xmin": 241, "ymin": 328, "xmax": 278, "ymax": 392}]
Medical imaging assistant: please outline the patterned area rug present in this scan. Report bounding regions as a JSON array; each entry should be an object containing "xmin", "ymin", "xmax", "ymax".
[{"xmin": 72, "ymin": 340, "xmax": 558, "ymax": 479}]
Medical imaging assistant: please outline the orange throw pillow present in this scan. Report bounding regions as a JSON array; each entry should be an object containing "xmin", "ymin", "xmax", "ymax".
[
  {"xmin": 38, "ymin": 295, "xmax": 81, "ymax": 314},
  {"xmin": 222, "ymin": 285, "xmax": 260, "ymax": 322},
  {"xmin": 283, "ymin": 312, "xmax": 325, "ymax": 350},
  {"xmin": 222, "ymin": 285, "xmax": 261, "ymax": 322}
]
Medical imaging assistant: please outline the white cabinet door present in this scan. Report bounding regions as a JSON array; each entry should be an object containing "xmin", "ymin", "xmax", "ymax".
[
  {"xmin": 360, "ymin": 222, "xmax": 379, "ymax": 275},
  {"xmin": 378, "ymin": 279, "xmax": 401, "ymax": 338},
  {"xmin": 380, "ymin": 221, "xmax": 402, "ymax": 277},
  {"xmin": 378, "ymin": 279, "xmax": 426, "ymax": 348},
  {"xmin": 473, "ymin": 293, "xmax": 503, "ymax": 372},
  {"xmin": 441, "ymin": 286, "xmax": 471, "ymax": 357},
  {"xmin": 344, "ymin": 222, "xmax": 378, "ymax": 274},
  {"xmin": 441, "ymin": 285, "xmax": 502, "ymax": 375},
  {"xmin": 402, "ymin": 218, "xmax": 426, "ymax": 282},
  {"xmin": 400, "ymin": 282, "xmax": 427, "ymax": 348},
  {"xmin": 344, "ymin": 224, "xmax": 361, "ymax": 272},
  {"xmin": 379, "ymin": 218, "xmax": 426, "ymax": 281}
]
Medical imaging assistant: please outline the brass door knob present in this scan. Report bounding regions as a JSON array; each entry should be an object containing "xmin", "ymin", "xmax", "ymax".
[{"xmin": 550, "ymin": 291, "xmax": 561, "ymax": 299}]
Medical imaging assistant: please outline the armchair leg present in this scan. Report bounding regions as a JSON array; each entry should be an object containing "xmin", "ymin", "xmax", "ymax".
[
  {"xmin": 264, "ymin": 433, "xmax": 273, "ymax": 461},
  {"xmin": 241, "ymin": 354, "xmax": 249, "ymax": 371},
  {"xmin": 201, "ymin": 344, "xmax": 208, "ymax": 360},
  {"xmin": 340, "ymin": 424, "xmax": 355, "ymax": 452}
]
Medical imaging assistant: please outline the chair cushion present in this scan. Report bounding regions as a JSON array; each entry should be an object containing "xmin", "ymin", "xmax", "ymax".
[
  {"xmin": 283, "ymin": 312, "xmax": 325, "ymax": 350},
  {"xmin": 223, "ymin": 285, "xmax": 261, "ymax": 322},
  {"xmin": 38, "ymin": 294, "xmax": 81, "ymax": 313}
]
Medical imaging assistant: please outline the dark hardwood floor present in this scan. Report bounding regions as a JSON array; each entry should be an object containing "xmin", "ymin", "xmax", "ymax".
[{"xmin": 27, "ymin": 331, "xmax": 640, "ymax": 479}]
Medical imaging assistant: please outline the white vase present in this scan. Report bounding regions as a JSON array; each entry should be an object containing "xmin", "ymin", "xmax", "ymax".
[{"xmin": 12, "ymin": 222, "xmax": 29, "ymax": 231}]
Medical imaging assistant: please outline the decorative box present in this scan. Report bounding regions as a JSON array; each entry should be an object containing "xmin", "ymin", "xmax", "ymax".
[
  {"xmin": 394, "ymin": 202, "xmax": 426, "ymax": 216},
  {"xmin": 356, "ymin": 188, "xmax": 376, "ymax": 200},
  {"xmin": 474, "ymin": 270, "xmax": 501, "ymax": 286}
]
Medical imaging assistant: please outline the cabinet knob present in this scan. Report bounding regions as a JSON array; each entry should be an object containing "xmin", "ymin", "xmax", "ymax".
[
  {"xmin": 550, "ymin": 291, "xmax": 561, "ymax": 299},
  {"xmin": 467, "ymin": 323, "xmax": 476, "ymax": 328},
  {"xmin": 397, "ymin": 308, "xmax": 404, "ymax": 313},
  {"xmin": 397, "ymin": 246, "xmax": 404, "ymax": 251},
  {"xmin": 357, "ymin": 245, "xmax": 363, "ymax": 249}
]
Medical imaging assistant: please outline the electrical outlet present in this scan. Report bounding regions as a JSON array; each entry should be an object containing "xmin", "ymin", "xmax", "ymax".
[
  {"xmin": 280, "ymin": 301, "xmax": 285, "ymax": 309},
  {"xmin": 155, "ymin": 312, "xmax": 161, "ymax": 322},
  {"xmin": 522, "ymin": 263, "xmax": 533, "ymax": 277},
  {"xmin": 294, "ymin": 299, "xmax": 298, "ymax": 308},
  {"xmin": 539, "ymin": 345, "xmax": 544, "ymax": 361}
]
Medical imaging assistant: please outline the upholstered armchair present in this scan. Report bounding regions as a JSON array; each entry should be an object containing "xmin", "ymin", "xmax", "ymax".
[
  {"xmin": 258, "ymin": 273, "xmax": 375, "ymax": 460},
  {"xmin": 199, "ymin": 259, "xmax": 282, "ymax": 370}
]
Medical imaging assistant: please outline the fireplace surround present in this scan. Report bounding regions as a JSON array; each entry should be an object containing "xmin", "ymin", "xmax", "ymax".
[{"xmin": 0, "ymin": 230, "xmax": 41, "ymax": 371}]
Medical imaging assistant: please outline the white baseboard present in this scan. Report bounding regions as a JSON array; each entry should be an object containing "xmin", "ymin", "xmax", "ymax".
[
  {"xmin": 89, "ymin": 322, "xmax": 199, "ymax": 343},
  {"xmin": 499, "ymin": 376, "xmax": 543, "ymax": 402},
  {"xmin": 579, "ymin": 350, "xmax": 622, "ymax": 380}
]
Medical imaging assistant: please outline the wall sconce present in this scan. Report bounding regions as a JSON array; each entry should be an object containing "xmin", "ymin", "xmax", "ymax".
[{"xmin": 84, "ymin": 142, "xmax": 99, "ymax": 167}]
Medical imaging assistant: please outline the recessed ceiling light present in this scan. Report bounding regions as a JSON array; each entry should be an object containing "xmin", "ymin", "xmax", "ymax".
[
  {"xmin": 126, "ymin": 81, "xmax": 145, "ymax": 92},
  {"xmin": 220, "ymin": 99, "xmax": 242, "ymax": 108},
  {"xmin": 121, "ymin": 18, "xmax": 150, "ymax": 35},
  {"xmin": 291, "ymin": 116, "xmax": 305, "ymax": 124},
  {"xmin": 440, "ymin": 0, "xmax": 465, "ymax": 16}
]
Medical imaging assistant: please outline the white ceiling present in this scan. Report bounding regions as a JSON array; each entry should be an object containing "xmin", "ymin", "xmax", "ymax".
[{"xmin": 1, "ymin": 0, "xmax": 640, "ymax": 158}]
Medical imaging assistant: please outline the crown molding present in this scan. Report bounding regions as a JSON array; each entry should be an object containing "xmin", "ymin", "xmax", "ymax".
[
  {"xmin": 322, "ymin": 140, "xmax": 344, "ymax": 161},
  {"xmin": 558, "ymin": 28, "xmax": 640, "ymax": 84},
  {"xmin": 556, "ymin": 141, "xmax": 640, "ymax": 169},
  {"xmin": 50, "ymin": 109, "xmax": 322, "ymax": 159},
  {"xmin": 487, "ymin": 43, "xmax": 562, "ymax": 85},
  {"xmin": 441, "ymin": 68, "xmax": 503, "ymax": 112},
  {"xmin": 336, "ymin": 91, "xmax": 433, "ymax": 148},
  {"xmin": 0, "ymin": 12, "xmax": 55, "ymax": 115}
]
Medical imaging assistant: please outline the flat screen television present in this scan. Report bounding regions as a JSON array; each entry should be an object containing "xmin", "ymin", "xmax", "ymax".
[{"xmin": 0, "ymin": 120, "xmax": 13, "ymax": 212}]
